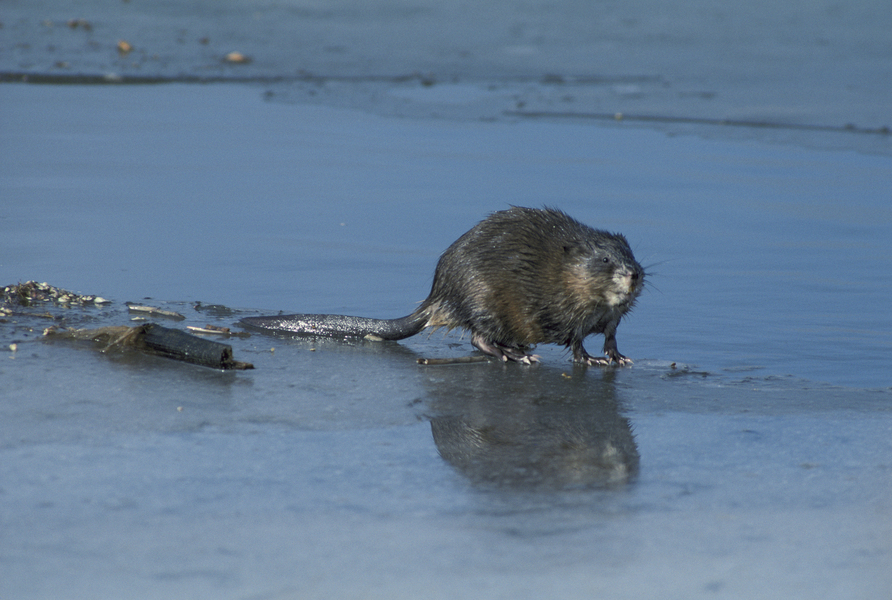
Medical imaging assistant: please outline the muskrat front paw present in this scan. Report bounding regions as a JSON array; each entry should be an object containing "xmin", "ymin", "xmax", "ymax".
[
  {"xmin": 574, "ymin": 349, "xmax": 633, "ymax": 367},
  {"xmin": 606, "ymin": 349, "xmax": 633, "ymax": 366}
]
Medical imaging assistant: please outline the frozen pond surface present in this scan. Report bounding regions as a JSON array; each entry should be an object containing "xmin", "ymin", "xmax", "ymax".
[{"xmin": 2, "ymin": 1, "xmax": 892, "ymax": 598}]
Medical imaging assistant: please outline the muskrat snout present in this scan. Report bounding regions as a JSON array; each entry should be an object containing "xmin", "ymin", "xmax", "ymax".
[{"xmin": 607, "ymin": 265, "xmax": 644, "ymax": 307}]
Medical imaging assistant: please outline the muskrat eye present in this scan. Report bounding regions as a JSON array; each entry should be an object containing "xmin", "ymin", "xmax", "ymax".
[{"xmin": 601, "ymin": 257, "xmax": 610, "ymax": 264}]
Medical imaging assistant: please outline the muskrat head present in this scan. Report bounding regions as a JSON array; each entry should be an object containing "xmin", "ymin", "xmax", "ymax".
[{"xmin": 564, "ymin": 233, "xmax": 644, "ymax": 310}]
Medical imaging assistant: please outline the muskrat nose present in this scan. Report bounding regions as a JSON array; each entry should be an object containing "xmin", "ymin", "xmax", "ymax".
[{"xmin": 631, "ymin": 272, "xmax": 639, "ymax": 281}]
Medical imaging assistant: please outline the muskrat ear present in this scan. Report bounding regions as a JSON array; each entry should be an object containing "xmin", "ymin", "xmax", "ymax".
[
  {"xmin": 563, "ymin": 244, "xmax": 588, "ymax": 258},
  {"xmin": 562, "ymin": 245, "xmax": 590, "ymax": 265}
]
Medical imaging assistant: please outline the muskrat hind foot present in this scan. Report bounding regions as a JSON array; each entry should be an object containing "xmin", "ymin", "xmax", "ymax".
[{"xmin": 471, "ymin": 333, "xmax": 540, "ymax": 365}]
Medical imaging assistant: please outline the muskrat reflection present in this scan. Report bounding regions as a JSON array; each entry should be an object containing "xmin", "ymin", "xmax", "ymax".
[{"xmin": 426, "ymin": 365, "xmax": 639, "ymax": 489}]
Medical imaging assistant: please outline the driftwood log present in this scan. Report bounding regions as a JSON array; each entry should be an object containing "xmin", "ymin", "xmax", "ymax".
[{"xmin": 45, "ymin": 323, "xmax": 254, "ymax": 370}]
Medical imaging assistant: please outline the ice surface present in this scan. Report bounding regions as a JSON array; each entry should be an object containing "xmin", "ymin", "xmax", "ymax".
[{"xmin": 1, "ymin": 1, "xmax": 891, "ymax": 598}]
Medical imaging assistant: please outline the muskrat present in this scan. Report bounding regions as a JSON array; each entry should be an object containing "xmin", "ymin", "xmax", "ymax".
[{"xmin": 241, "ymin": 207, "xmax": 645, "ymax": 365}]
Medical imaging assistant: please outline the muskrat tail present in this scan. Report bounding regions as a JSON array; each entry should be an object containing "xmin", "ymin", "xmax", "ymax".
[{"xmin": 240, "ymin": 310, "xmax": 428, "ymax": 341}]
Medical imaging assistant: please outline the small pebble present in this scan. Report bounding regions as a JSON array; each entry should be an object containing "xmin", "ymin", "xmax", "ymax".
[{"xmin": 224, "ymin": 51, "xmax": 251, "ymax": 64}]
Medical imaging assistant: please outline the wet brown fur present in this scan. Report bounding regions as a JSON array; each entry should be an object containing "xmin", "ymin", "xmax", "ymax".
[{"xmin": 412, "ymin": 206, "xmax": 644, "ymax": 365}]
